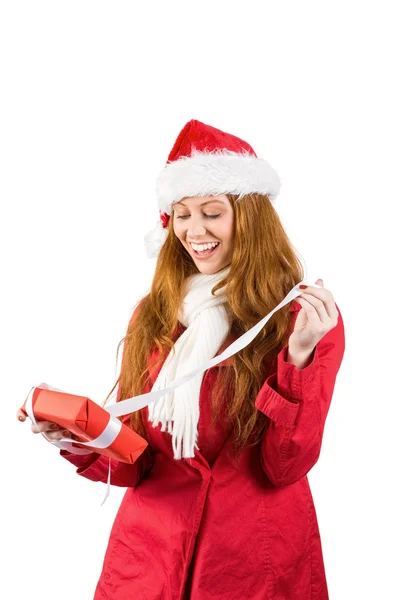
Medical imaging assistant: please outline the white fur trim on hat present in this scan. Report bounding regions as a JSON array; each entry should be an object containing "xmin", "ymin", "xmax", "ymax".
[
  {"xmin": 144, "ymin": 219, "xmax": 169, "ymax": 259},
  {"xmin": 156, "ymin": 149, "xmax": 281, "ymax": 216}
]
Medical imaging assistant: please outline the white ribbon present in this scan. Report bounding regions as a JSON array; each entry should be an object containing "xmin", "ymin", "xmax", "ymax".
[
  {"xmin": 26, "ymin": 280, "xmax": 320, "ymax": 505},
  {"xmin": 106, "ymin": 281, "xmax": 320, "ymax": 417}
]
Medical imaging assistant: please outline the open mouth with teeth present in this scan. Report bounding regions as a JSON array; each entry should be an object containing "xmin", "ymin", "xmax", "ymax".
[{"xmin": 190, "ymin": 242, "xmax": 220, "ymax": 258}]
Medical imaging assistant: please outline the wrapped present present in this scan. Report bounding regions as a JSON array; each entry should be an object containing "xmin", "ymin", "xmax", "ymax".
[
  {"xmin": 21, "ymin": 385, "xmax": 148, "ymax": 464},
  {"xmin": 21, "ymin": 281, "xmax": 319, "ymax": 465}
]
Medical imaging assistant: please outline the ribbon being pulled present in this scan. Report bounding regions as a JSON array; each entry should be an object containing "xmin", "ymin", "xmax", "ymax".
[{"xmin": 21, "ymin": 281, "xmax": 321, "ymax": 505}]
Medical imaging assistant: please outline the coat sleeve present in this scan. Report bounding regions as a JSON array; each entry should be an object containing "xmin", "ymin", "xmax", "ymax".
[
  {"xmin": 255, "ymin": 301, "xmax": 345, "ymax": 487},
  {"xmin": 59, "ymin": 300, "xmax": 154, "ymax": 488}
]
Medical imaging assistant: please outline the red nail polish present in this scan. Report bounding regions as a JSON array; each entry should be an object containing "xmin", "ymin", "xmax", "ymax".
[{"xmin": 299, "ymin": 284, "xmax": 308, "ymax": 289}]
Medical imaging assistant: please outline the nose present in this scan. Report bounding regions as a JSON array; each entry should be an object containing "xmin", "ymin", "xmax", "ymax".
[{"xmin": 187, "ymin": 219, "xmax": 207, "ymax": 238}]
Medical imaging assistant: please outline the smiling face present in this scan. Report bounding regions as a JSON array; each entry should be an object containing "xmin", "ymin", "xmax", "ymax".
[{"xmin": 172, "ymin": 194, "xmax": 234, "ymax": 274}]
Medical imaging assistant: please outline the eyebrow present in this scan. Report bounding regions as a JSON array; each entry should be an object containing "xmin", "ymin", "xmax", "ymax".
[{"xmin": 175, "ymin": 199, "xmax": 226, "ymax": 207}]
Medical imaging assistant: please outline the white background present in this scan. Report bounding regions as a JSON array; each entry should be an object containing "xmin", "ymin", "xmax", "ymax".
[{"xmin": 1, "ymin": 1, "xmax": 399, "ymax": 598}]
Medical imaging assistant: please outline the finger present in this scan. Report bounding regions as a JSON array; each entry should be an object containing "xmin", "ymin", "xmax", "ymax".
[
  {"xmin": 295, "ymin": 297, "xmax": 324, "ymax": 329},
  {"xmin": 299, "ymin": 287, "xmax": 337, "ymax": 320},
  {"xmin": 43, "ymin": 429, "xmax": 72, "ymax": 442},
  {"xmin": 298, "ymin": 293, "xmax": 330, "ymax": 323},
  {"xmin": 300, "ymin": 284, "xmax": 330, "ymax": 301},
  {"xmin": 16, "ymin": 408, "xmax": 26, "ymax": 422},
  {"xmin": 43, "ymin": 430, "xmax": 64, "ymax": 442},
  {"xmin": 31, "ymin": 421, "xmax": 60, "ymax": 434}
]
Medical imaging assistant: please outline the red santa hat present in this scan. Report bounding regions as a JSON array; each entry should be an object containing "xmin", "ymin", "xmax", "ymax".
[{"xmin": 144, "ymin": 119, "xmax": 281, "ymax": 258}]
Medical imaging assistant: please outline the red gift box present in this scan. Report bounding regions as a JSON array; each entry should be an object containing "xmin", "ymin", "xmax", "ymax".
[{"xmin": 21, "ymin": 386, "xmax": 148, "ymax": 464}]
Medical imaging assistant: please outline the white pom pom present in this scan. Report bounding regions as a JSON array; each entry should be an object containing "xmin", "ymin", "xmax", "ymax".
[{"xmin": 144, "ymin": 220, "xmax": 168, "ymax": 258}]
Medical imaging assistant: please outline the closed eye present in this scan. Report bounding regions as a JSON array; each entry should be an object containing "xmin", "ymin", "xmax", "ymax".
[{"xmin": 176, "ymin": 214, "xmax": 221, "ymax": 220}]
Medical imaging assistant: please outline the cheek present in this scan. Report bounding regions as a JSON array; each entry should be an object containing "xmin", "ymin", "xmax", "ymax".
[
  {"xmin": 218, "ymin": 220, "xmax": 234, "ymax": 242},
  {"xmin": 172, "ymin": 219, "xmax": 182, "ymax": 238}
]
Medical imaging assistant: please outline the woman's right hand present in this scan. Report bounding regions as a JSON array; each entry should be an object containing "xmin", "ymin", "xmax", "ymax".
[{"xmin": 16, "ymin": 408, "xmax": 75, "ymax": 443}]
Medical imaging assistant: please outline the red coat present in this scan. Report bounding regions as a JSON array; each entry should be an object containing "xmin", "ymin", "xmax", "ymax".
[{"xmin": 61, "ymin": 300, "xmax": 345, "ymax": 599}]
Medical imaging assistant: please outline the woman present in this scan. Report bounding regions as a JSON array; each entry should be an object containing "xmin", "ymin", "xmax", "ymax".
[{"xmin": 18, "ymin": 119, "xmax": 345, "ymax": 599}]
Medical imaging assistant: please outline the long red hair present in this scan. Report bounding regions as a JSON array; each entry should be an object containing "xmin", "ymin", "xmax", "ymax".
[{"xmin": 103, "ymin": 193, "xmax": 304, "ymax": 458}]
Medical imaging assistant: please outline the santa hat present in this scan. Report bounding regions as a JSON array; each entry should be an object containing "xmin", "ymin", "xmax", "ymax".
[{"xmin": 144, "ymin": 119, "xmax": 281, "ymax": 258}]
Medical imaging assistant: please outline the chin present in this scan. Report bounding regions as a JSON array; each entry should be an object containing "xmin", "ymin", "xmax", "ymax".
[{"xmin": 196, "ymin": 261, "xmax": 230, "ymax": 275}]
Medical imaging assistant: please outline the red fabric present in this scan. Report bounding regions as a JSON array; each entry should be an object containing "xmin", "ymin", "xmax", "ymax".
[
  {"xmin": 61, "ymin": 301, "xmax": 345, "ymax": 599},
  {"xmin": 167, "ymin": 119, "xmax": 257, "ymax": 164}
]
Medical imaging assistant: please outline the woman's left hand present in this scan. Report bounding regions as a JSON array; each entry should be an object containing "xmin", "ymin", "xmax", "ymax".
[{"xmin": 288, "ymin": 279, "xmax": 339, "ymax": 354}]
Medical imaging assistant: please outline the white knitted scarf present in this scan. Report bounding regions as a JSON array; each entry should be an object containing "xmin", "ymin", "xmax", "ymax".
[{"xmin": 147, "ymin": 265, "xmax": 232, "ymax": 459}]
